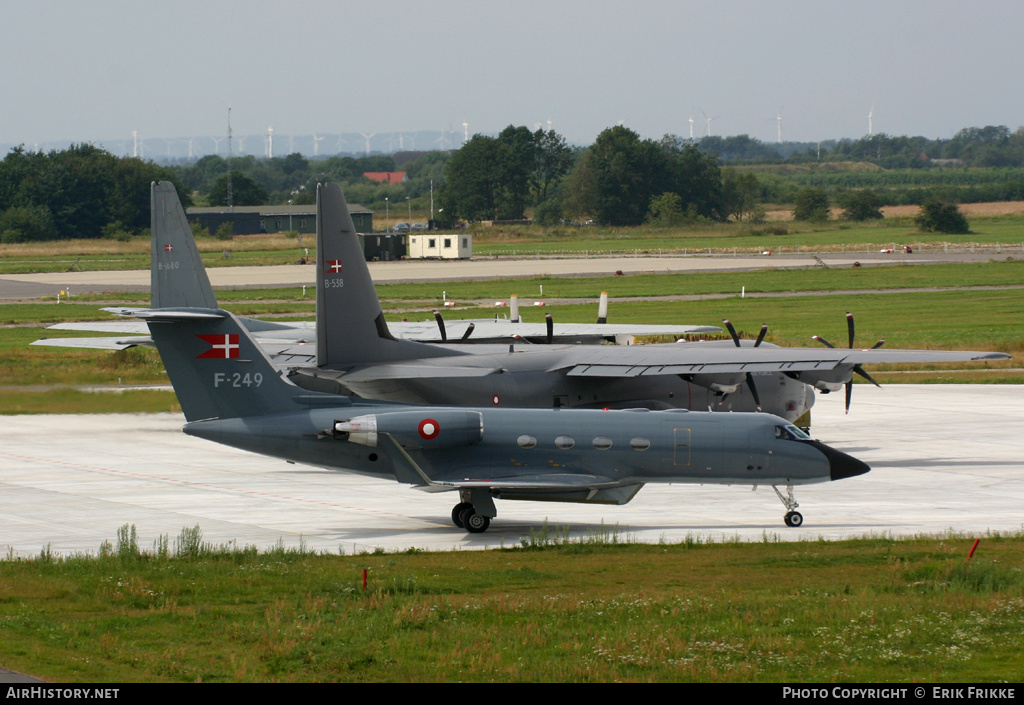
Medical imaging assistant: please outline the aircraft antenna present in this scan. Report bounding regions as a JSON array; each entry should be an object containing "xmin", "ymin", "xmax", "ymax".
[{"xmin": 227, "ymin": 108, "xmax": 233, "ymax": 210}]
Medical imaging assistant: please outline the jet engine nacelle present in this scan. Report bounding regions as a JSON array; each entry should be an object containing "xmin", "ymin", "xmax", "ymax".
[{"xmin": 334, "ymin": 410, "xmax": 484, "ymax": 449}]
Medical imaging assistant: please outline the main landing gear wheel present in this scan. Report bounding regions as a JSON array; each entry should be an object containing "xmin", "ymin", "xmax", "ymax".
[
  {"xmin": 451, "ymin": 502, "xmax": 473, "ymax": 528},
  {"xmin": 464, "ymin": 511, "xmax": 490, "ymax": 533},
  {"xmin": 784, "ymin": 511, "xmax": 804, "ymax": 527}
]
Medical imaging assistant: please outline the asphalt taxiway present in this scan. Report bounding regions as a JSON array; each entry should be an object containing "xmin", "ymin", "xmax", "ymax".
[
  {"xmin": 1, "ymin": 385, "xmax": 1021, "ymax": 557},
  {"xmin": 0, "ymin": 249, "xmax": 1003, "ymax": 300}
]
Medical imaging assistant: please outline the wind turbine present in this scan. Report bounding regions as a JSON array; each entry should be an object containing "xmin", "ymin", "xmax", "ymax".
[
  {"xmin": 770, "ymin": 107, "xmax": 783, "ymax": 143},
  {"xmin": 266, "ymin": 126, "xmax": 274, "ymax": 158},
  {"xmin": 699, "ymin": 107, "xmax": 719, "ymax": 137},
  {"xmin": 688, "ymin": 115, "xmax": 695, "ymax": 139},
  {"xmin": 312, "ymin": 133, "xmax": 324, "ymax": 156},
  {"xmin": 462, "ymin": 121, "xmax": 469, "ymax": 144},
  {"xmin": 359, "ymin": 132, "xmax": 376, "ymax": 155},
  {"xmin": 867, "ymin": 106, "xmax": 874, "ymax": 136}
]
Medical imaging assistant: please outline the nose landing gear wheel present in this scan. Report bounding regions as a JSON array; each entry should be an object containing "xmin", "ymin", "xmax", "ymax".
[{"xmin": 784, "ymin": 511, "xmax": 803, "ymax": 527}]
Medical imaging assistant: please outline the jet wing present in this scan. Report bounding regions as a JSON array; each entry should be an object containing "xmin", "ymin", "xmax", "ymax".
[{"xmin": 420, "ymin": 472, "xmax": 625, "ymax": 491}]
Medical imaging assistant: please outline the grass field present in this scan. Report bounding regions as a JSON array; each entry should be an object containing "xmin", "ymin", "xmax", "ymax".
[
  {"xmin": 3, "ymin": 259, "xmax": 1022, "ymax": 413},
  {"xmin": 3, "ymin": 211, "xmax": 1024, "ymax": 273},
  {"xmin": 0, "ymin": 529, "xmax": 1021, "ymax": 682}
]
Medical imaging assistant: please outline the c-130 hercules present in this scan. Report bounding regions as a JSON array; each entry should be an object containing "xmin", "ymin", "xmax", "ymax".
[{"xmin": 279, "ymin": 183, "xmax": 1007, "ymax": 424}]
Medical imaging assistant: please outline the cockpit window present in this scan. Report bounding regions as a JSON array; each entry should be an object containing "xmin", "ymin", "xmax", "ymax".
[{"xmin": 775, "ymin": 425, "xmax": 811, "ymax": 441}]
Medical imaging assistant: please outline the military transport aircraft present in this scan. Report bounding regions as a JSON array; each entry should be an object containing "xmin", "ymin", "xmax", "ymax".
[
  {"xmin": 33, "ymin": 183, "xmax": 1009, "ymax": 426},
  {"xmin": 274, "ymin": 183, "xmax": 1007, "ymax": 424},
  {"xmin": 33, "ymin": 181, "xmax": 718, "ymax": 350},
  {"xmin": 142, "ymin": 304, "xmax": 871, "ymax": 532}
]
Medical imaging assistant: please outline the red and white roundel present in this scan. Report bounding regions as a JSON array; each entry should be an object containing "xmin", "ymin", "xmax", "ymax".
[
  {"xmin": 418, "ymin": 418, "xmax": 440, "ymax": 440},
  {"xmin": 492, "ymin": 395, "xmax": 501, "ymax": 405}
]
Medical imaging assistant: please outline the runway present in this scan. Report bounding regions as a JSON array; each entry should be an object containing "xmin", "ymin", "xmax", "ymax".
[
  {"xmin": 2, "ymin": 385, "xmax": 1021, "ymax": 558},
  {"xmin": 0, "ymin": 250, "xmax": 983, "ymax": 300}
]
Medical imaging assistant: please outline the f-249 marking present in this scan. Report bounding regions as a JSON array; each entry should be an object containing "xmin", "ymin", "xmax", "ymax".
[{"xmin": 214, "ymin": 372, "xmax": 263, "ymax": 388}]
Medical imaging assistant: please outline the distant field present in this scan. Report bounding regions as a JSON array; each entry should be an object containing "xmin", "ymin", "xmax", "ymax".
[{"xmin": 2, "ymin": 207, "xmax": 1024, "ymax": 274}]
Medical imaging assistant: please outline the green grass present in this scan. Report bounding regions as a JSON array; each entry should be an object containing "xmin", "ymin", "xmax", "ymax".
[
  {"xmin": 1, "ymin": 530, "xmax": 1021, "ymax": 682},
  {"xmin": 4, "ymin": 262, "xmax": 1022, "ymax": 413}
]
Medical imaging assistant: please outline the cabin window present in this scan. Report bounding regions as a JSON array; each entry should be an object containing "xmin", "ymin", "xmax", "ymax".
[
  {"xmin": 592, "ymin": 436, "xmax": 613, "ymax": 450},
  {"xmin": 444, "ymin": 238, "xmax": 452, "ymax": 248},
  {"xmin": 517, "ymin": 434, "xmax": 537, "ymax": 449},
  {"xmin": 554, "ymin": 435, "xmax": 575, "ymax": 450},
  {"xmin": 630, "ymin": 437, "xmax": 651, "ymax": 451}
]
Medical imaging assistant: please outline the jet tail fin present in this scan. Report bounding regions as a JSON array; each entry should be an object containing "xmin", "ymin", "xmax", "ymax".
[
  {"xmin": 143, "ymin": 307, "xmax": 334, "ymax": 422},
  {"xmin": 151, "ymin": 182, "xmax": 218, "ymax": 309},
  {"xmin": 316, "ymin": 182, "xmax": 458, "ymax": 366}
]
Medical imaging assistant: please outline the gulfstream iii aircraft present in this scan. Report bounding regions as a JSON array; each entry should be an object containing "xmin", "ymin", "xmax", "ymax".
[
  {"xmin": 142, "ymin": 305, "xmax": 870, "ymax": 531},
  {"xmin": 276, "ymin": 183, "xmax": 1008, "ymax": 423}
]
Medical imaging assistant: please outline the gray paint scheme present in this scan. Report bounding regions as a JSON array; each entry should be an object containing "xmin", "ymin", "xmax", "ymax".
[
  {"xmin": 142, "ymin": 306, "xmax": 869, "ymax": 531},
  {"xmin": 289, "ymin": 183, "xmax": 1007, "ymax": 423}
]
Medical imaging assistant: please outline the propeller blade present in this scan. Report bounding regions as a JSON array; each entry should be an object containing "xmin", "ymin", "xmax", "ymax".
[
  {"xmin": 811, "ymin": 335, "xmax": 835, "ymax": 349},
  {"xmin": 723, "ymin": 319, "xmax": 741, "ymax": 347},
  {"xmin": 754, "ymin": 324, "xmax": 768, "ymax": 347},
  {"xmin": 545, "ymin": 313, "xmax": 553, "ymax": 344},
  {"xmin": 872, "ymin": 338, "xmax": 886, "ymax": 349},
  {"xmin": 745, "ymin": 372, "xmax": 762, "ymax": 411},
  {"xmin": 460, "ymin": 322, "xmax": 475, "ymax": 341},
  {"xmin": 853, "ymin": 364, "xmax": 882, "ymax": 388},
  {"xmin": 845, "ymin": 381, "xmax": 853, "ymax": 414},
  {"xmin": 846, "ymin": 312, "xmax": 855, "ymax": 349},
  {"xmin": 433, "ymin": 311, "xmax": 447, "ymax": 342}
]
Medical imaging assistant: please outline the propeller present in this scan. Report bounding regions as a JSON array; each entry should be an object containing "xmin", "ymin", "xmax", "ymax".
[
  {"xmin": 545, "ymin": 313, "xmax": 553, "ymax": 344},
  {"xmin": 722, "ymin": 319, "xmax": 768, "ymax": 411},
  {"xmin": 433, "ymin": 311, "xmax": 447, "ymax": 342},
  {"xmin": 460, "ymin": 322, "xmax": 475, "ymax": 341},
  {"xmin": 811, "ymin": 312, "xmax": 885, "ymax": 413}
]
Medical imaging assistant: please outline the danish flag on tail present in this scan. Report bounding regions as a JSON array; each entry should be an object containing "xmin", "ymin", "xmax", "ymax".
[
  {"xmin": 196, "ymin": 333, "xmax": 240, "ymax": 358},
  {"xmin": 326, "ymin": 259, "xmax": 343, "ymax": 274}
]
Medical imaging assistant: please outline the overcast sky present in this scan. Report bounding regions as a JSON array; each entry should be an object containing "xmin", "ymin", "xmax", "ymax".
[{"xmin": 3, "ymin": 0, "xmax": 1021, "ymax": 152}]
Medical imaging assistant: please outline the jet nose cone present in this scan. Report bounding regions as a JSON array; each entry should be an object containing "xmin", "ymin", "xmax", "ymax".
[{"xmin": 808, "ymin": 440, "xmax": 871, "ymax": 481}]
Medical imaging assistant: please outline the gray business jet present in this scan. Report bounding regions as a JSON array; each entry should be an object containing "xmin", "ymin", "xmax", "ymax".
[
  {"xmin": 276, "ymin": 183, "xmax": 1007, "ymax": 424},
  {"xmin": 141, "ymin": 305, "xmax": 870, "ymax": 531}
]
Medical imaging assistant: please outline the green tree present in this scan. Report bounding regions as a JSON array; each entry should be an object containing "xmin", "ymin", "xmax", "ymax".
[
  {"xmin": 0, "ymin": 204, "xmax": 56, "ymax": 243},
  {"xmin": 494, "ymin": 125, "xmax": 536, "ymax": 219},
  {"xmin": 721, "ymin": 170, "xmax": 761, "ymax": 221},
  {"xmin": 208, "ymin": 171, "xmax": 269, "ymax": 206},
  {"xmin": 839, "ymin": 190, "xmax": 884, "ymax": 221},
  {"xmin": 916, "ymin": 198, "xmax": 969, "ymax": 234},
  {"xmin": 439, "ymin": 135, "xmax": 500, "ymax": 221},
  {"xmin": 793, "ymin": 187, "xmax": 830, "ymax": 221},
  {"xmin": 589, "ymin": 126, "xmax": 665, "ymax": 226},
  {"xmin": 645, "ymin": 192, "xmax": 685, "ymax": 227},
  {"xmin": 531, "ymin": 128, "xmax": 573, "ymax": 205}
]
